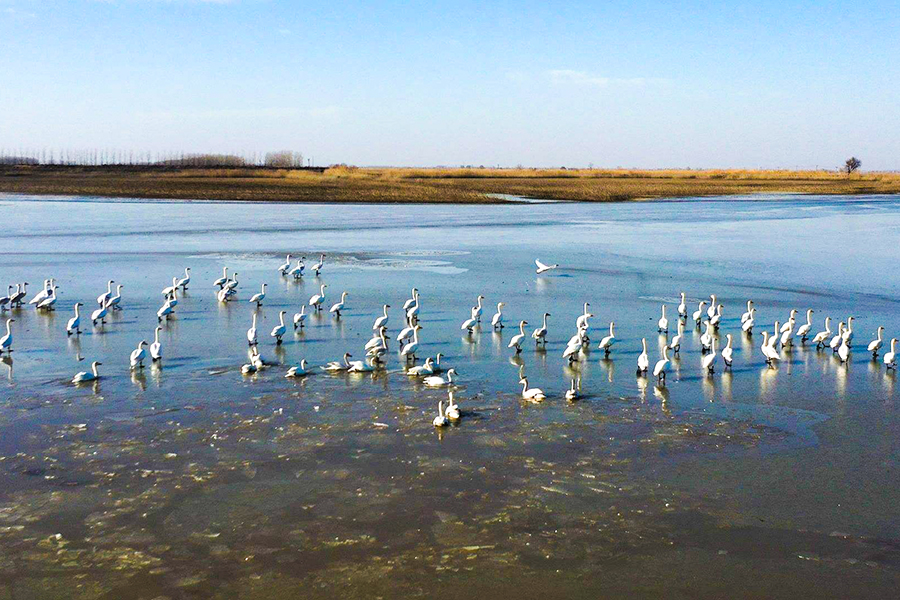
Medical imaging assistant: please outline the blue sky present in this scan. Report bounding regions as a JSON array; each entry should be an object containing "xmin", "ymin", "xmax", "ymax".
[{"xmin": 1, "ymin": 0, "xmax": 898, "ymax": 169}]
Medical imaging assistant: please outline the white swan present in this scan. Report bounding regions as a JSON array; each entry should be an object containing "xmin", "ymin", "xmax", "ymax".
[
  {"xmin": 176, "ymin": 267, "xmax": 191, "ymax": 290},
  {"xmin": 471, "ymin": 295, "xmax": 485, "ymax": 322},
  {"xmin": 445, "ymin": 391, "xmax": 461, "ymax": 420},
  {"xmin": 10, "ymin": 283, "xmax": 27, "ymax": 307},
  {"xmin": 598, "ymin": 322, "xmax": 616, "ymax": 356},
  {"xmin": 271, "ymin": 311, "xmax": 287, "ymax": 344},
  {"xmin": 812, "ymin": 317, "xmax": 832, "ymax": 348},
  {"xmin": 491, "ymin": 302, "xmax": 505, "ymax": 330},
  {"xmin": 657, "ymin": 304, "xmax": 668, "ymax": 333},
  {"xmin": 575, "ymin": 303, "xmax": 592, "ymax": 330},
  {"xmin": 37, "ymin": 286, "xmax": 59, "ymax": 310},
  {"xmin": 397, "ymin": 319, "xmax": 416, "ymax": 344},
  {"xmin": 402, "ymin": 288, "xmax": 419, "ymax": 312},
  {"xmin": 286, "ymin": 359, "xmax": 310, "ymax": 378},
  {"xmin": 829, "ymin": 322, "xmax": 845, "ymax": 352},
  {"xmin": 842, "ymin": 316, "xmax": 855, "ymax": 345},
  {"xmin": 329, "ymin": 292, "xmax": 349, "ymax": 317},
  {"xmin": 150, "ymin": 326, "xmax": 163, "ymax": 361},
  {"xmin": 508, "ymin": 320, "xmax": 528, "ymax": 354},
  {"xmin": 780, "ymin": 310, "xmax": 798, "ymax": 333},
  {"xmin": 213, "ymin": 267, "xmax": 229, "ymax": 288},
  {"xmin": 761, "ymin": 332, "xmax": 781, "ymax": 365},
  {"xmin": 249, "ymin": 283, "xmax": 267, "ymax": 307},
  {"xmin": 884, "ymin": 339, "xmax": 897, "ymax": 369},
  {"xmin": 702, "ymin": 339, "xmax": 717, "ymax": 374},
  {"xmin": 311, "ymin": 253, "xmax": 326, "ymax": 276},
  {"xmin": 293, "ymin": 305, "xmax": 307, "ymax": 329},
  {"xmin": 740, "ymin": 300, "xmax": 754, "ymax": 324},
  {"xmin": 678, "ymin": 292, "xmax": 687, "ymax": 318},
  {"xmin": 637, "ymin": 338, "xmax": 649, "ymax": 373},
  {"xmin": 130, "ymin": 340, "xmax": 148, "ymax": 369},
  {"xmin": 92, "ymin": 303, "xmax": 109, "ymax": 325},
  {"xmin": 430, "ymin": 353, "xmax": 445, "ymax": 374},
  {"xmin": 67, "ymin": 303, "xmax": 83, "ymax": 335},
  {"xmin": 531, "ymin": 312, "xmax": 550, "ymax": 346},
  {"xmin": 779, "ymin": 318, "xmax": 794, "ymax": 349},
  {"xmin": 156, "ymin": 299, "xmax": 174, "ymax": 322},
  {"xmin": 424, "ymin": 368, "xmax": 457, "ymax": 387},
  {"xmin": 796, "ymin": 309, "xmax": 814, "ymax": 341},
  {"xmin": 722, "ymin": 333, "xmax": 734, "ymax": 368},
  {"xmin": 433, "ymin": 400, "xmax": 449, "ymax": 427},
  {"xmin": 279, "ymin": 254, "xmax": 292, "ymax": 275},
  {"xmin": 768, "ymin": 321, "xmax": 781, "ymax": 350},
  {"xmin": 323, "ymin": 352, "xmax": 353, "ymax": 372},
  {"xmin": 707, "ymin": 295, "xmax": 717, "ymax": 319},
  {"xmin": 374, "ymin": 304, "xmax": 391, "ymax": 330},
  {"xmin": 868, "ymin": 326, "xmax": 885, "ymax": 358},
  {"xmin": 838, "ymin": 337, "xmax": 851, "ymax": 363},
  {"xmin": 107, "ymin": 284, "xmax": 124, "ymax": 310},
  {"xmin": 519, "ymin": 377, "xmax": 546, "ymax": 402},
  {"xmin": 563, "ymin": 337, "xmax": 583, "ymax": 363},
  {"xmin": 565, "ymin": 378, "xmax": 580, "ymax": 401},
  {"xmin": 308, "ymin": 284, "xmax": 327, "ymax": 311},
  {"xmin": 224, "ymin": 271, "xmax": 239, "ymax": 291},
  {"xmin": 742, "ymin": 308, "xmax": 756, "ymax": 333},
  {"xmin": 241, "ymin": 361, "xmax": 257, "ymax": 375},
  {"xmin": 709, "ymin": 304, "xmax": 723, "ymax": 329},
  {"xmin": 72, "ymin": 361, "xmax": 101, "ymax": 383},
  {"xmin": 400, "ymin": 325, "xmax": 422, "ymax": 361},
  {"xmin": 406, "ymin": 295, "xmax": 420, "ymax": 323},
  {"xmin": 29, "ymin": 279, "xmax": 51, "ymax": 305},
  {"xmin": 0, "ymin": 319, "xmax": 13, "ymax": 354},
  {"xmin": 247, "ymin": 313, "xmax": 258, "ymax": 346},
  {"xmin": 367, "ymin": 326, "xmax": 389, "ymax": 352},
  {"xmin": 693, "ymin": 301, "xmax": 707, "ymax": 325},
  {"xmin": 669, "ymin": 321, "xmax": 684, "ymax": 354},
  {"xmin": 161, "ymin": 276, "xmax": 178, "ymax": 297},
  {"xmin": 348, "ymin": 356, "xmax": 377, "ymax": 373},
  {"xmin": 653, "ymin": 346, "xmax": 670, "ymax": 383},
  {"xmin": 288, "ymin": 258, "xmax": 306, "ymax": 280},
  {"xmin": 407, "ymin": 357, "xmax": 434, "ymax": 376},
  {"xmin": 460, "ymin": 314, "xmax": 478, "ymax": 333},
  {"xmin": 700, "ymin": 321, "xmax": 714, "ymax": 352},
  {"xmin": 535, "ymin": 259, "xmax": 558, "ymax": 274},
  {"xmin": 0, "ymin": 285, "xmax": 13, "ymax": 311}
]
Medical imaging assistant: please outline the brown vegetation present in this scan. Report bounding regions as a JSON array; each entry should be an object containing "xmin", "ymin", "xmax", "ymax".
[{"xmin": 2, "ymin": 165, "xmax": 898, "ymax": 204}]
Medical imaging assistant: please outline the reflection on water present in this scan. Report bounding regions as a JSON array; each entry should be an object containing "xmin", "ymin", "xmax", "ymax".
[{"xmin": 1, "ymin": 194, "xmax": 900, "ymax": 597}]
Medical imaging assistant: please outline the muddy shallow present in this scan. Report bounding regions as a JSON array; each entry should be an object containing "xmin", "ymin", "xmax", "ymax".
[{"xmin": 1, "ymin": 193, "xmax": 899, "ymax": 598}]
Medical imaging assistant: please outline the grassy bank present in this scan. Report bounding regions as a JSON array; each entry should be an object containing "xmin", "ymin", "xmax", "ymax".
[{"xmin": 2, "ymin": 165, "xmax": 899, "ymax": 203}]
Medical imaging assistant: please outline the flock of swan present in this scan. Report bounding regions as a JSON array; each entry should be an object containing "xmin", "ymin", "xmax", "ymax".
[{"xmin": 1, "ymin": 255, "xmax": 896, "ymax": 427}]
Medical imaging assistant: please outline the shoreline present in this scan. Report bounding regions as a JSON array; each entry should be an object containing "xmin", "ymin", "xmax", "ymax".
[{"xmin": 2, "ymin": 165, "xmax": 899, "ymax": 204}]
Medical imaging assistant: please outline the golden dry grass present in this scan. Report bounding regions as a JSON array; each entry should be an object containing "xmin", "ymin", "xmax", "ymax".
[{"xmin": 2, "ymin": 165, "xmax": 899, "ymax": 203}]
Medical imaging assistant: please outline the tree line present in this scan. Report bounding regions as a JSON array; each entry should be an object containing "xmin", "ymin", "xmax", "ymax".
[{"xmin": 0, "ymin": 149, "xmax": 308, "ymax": 168}]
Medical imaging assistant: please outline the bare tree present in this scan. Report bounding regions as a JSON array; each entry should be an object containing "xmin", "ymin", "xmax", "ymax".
[{"xmin": 843, "ymin": 157, "xmax": 861, "ymax": 175}]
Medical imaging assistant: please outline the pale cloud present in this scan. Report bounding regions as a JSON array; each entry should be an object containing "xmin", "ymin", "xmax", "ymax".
[
  {"xmin": 136, "ymin": 105, "xmax": 340, "ymax": 121},
  {"xmin": 548, "ymin": 69, "xmax": 670, "ymax": 87}
]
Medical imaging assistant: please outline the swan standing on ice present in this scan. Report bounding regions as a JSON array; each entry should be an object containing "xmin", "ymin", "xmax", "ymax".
[
  {"xmin": 779, "ymin": 318, "xmax": 794, "ymax": 349},
  {"xmin": 598, "ymin": 322, "xmax": 616, "ymax": 357},
  {"xmin": 156, "ymin": 297, "xmax": 175, "ymax": 322},
  {"xmin": 565, "ymin": 378, "xmax": 580, "ymax": 401},
  {"xmin": 402, "ymin": 288, "xmax": 418, "ymax": 312},
  {"xmin": 702, "ymin": 339, "xmax": 717, "ymax": 374},
  {"xmin": 0, "ymin": 319, "xmax": 13, "ymax": 354},
  {"xmin": 92, "ymin": 301, "xmax": 110, "ymax": 325},
  {"xmin": 66, "ymin": 303, "xmax": 83, "ymax": 335},
  {"xmin": 213, "ymin": 267, "xmax": 229, "ymax": 289},
  {"xmin": 271, "ymin": 311, "xmax": 287, "ymax": 344},
  {"xmin": 796, "ymin": 309, "xmax": 814, "ymax": 341},
  {"xmin": 224, "ymin": 272, "xmax": 240, "ymax": 292},
  {"xmin": 308, "ymin": 284, "xmax": 327, "ymax": 311},
  {"xmin": 709, "ymin": 305, "xmax": 723, "ymax": 329},
  {"xmin": 37, "ymin": 286, "xmax": 59, "ymax": 311},
  {"xmin": 707, "ymin": 295, "xmax": 718, "ymax": 319},
  {"xmin": 288, "ymin": 258, "xmax": 306, "ymax": 280},
  {"xmin": 249, "ymin": 284, "xmax": 267, "ymax": 308},
  {"xmin": 406, "ymin": 295, "xmax": 420, "ymax": 324},
  {"xmin": 519, "ymin": 377, "xmax": 546, "ymax": 402},
  {"xmin": 740, "ymin": 300, "xmax": 754, "ymax": 324},
  {"xmin": 761, "ymin": 332, "xmax": 781, "ymax": 365},
  {"xmin": 700, "ymin": 321, "xmax": 714, "ymax": 352},
  {"xmin": 0, "ymin": 286, "xmax": 13, "ymax": 311},
  {"xmin": 532, "ymin": 312, "xmax": 550, "ymax": 346},
  {"xmin": 508, "ymin": 320, "xmax": 528, "ymax": 354},
  {"xmin": 10, "ymin": 283, "xmax": 28, "ymax": 307},
  {"xmin": 780, "ymin": 310, "xmax": 798, "ymax": 334},
  {"xmin": 329, "ymin": 292, "xmax": 349, "ymax": 317},
  {"xmin": 311, "ymin": 254, "xmax": 326, "ymax": 276},
  {"xmin": 471, "ymin": 295, "xmax": 485, "ymax": 323},
  {"xmin": 653, "ymin": 346, "xmax": 670, "ymax": 383},
  {"xmin": 366, "ymin": 327, "xmax": 389, "ymax": 360},
  {"xmin": 842, "ymin": 316, "xmax": 855, "ymax": 346},
  {"xmin": 657, "ymin": 305, "xmax": 668, "ymax": 333},
  {"xmin": 161, "ymin": 277, "xmax": 179, "ymax": 297},
  {"xmin": 722, "ymin": 334, "xmax": 734, "ymax": 368},
  {"xmin": 72, "ymin": 361, "xmax": 102, "ymax": 383},
  {"xmin": 491, "ymin": 302, "xmax": 505, "ymax": 330},
  {"xmin": 150, "ymin": 326, "xmax": 163, "ymax": 361},
  {"xmin": 433, "ymin": 400, "xmax": 449, "ymax": 427},
  {"xmin": 278, "ymin": 254, "xmax": 292, "ymax": 275},
  {"xmin": 130, "ymin": 340, "xmax": 148, "ymax": 369},
  {"xmin": 107, "ymin": 284, "xmax": 124, "ymax": 310},
  {"xmin": 374, "ymin": 304, "xmax": 390, "ymax": 330},
  {"xmin": 678, "ymin": 293, "xmax": 687, "ymax": 319},
  {"xmin": 285, "ymin": 359, "xmax": 310, "ymax": 378},
  {"xmin": 838, "ymin": 337, "xmax": 851, "ymax": 363},
  {"xmin": 637, "ymin": 338, "xmax": 649, "ymax": 373},
  {"xmin": 424, "ymin": 368, "xmax": 457, "ymax": 387},
  {"xmin": 884, "ymin": 339, "xmax": 897, "ymax": 369},
  {"xmin": 247, "ymin": 313, "xmax": 258, "ymax": 346},
  {"xmin": 535, "ymin": 259, "xmax": 558, "ymax": 274},
  {"xmin": 742, "ymin": 308, "xmax": 756, "ymax": 334},
  {"xmin": 812, "ymin": 317, "xmax": 832, "ymax": 348},
  {"xmin": 30, "ymin": 279, "xmax": 52, "ymax": 305},
  {"xmin": 669, "ymin": 321, "xmax": 684, "ymax": 354},
  {"xmin": 868, "ymin": 326, "xmax": 885, "ymax": 358},
  {"xmin": 829, "ymin": 322, "xmax": 845, "ymax": 352},
  {"xmin": 293, "ymin": 306, "xmax": 308, "ymax": 329},
  {"xmin": 400, "ymin": 325, "xmax": 422, "ymax": 362},
  {"xmin": 693, "ymin": 301, "xmax": 707, "ymax": 325},
  {"xmin": 460, "ymin": 313, "xmax": 478, "ymax": 333},
  {"xmin": 176, "ymin": 268, "xmax": 191, "ymax": 290},
  {"xmin": 576, "ymin": 303, "xmax": 592, "ymax": 330}
]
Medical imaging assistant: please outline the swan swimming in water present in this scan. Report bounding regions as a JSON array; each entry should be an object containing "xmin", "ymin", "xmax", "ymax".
[
  {"xmin": 424, "ymin": 368, "xmax": 457, "ymax": 387},
  {"xmin": 433, "ymin": 400, "xmax": 449, "ymax": 427},
  {"xmin": 72, "ymin": 361, "xmax": 102, "ymax": 383},
  {"xmin": 518, "ymin": 377, "xmax": 546, "ymax": 402},
  {"xmin": 67, "ymin": 303, "xmax": 83, "ymax": 335},
  {"xmin": 535, "ymin": 259, "xmax": 558, "ymax": 274},
  {"xmin": 285, "ymin": 359, "xmax": 310, "ymax": 378},
  {"xmin": 406, "ymin": 357, "xmax": 434, "ymax": 376},
  {"xmin": 445, "ymin": 391, "xmax": 461, "ymax": 420},
  {"xmin": 323, "ymin": 353, "xmax": 353, "ymax": 372}
]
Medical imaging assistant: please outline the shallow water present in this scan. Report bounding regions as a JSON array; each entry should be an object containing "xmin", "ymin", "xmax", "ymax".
[{"xmin": 1, "ymin": 193, "xmax": 899, "ymax": 598}]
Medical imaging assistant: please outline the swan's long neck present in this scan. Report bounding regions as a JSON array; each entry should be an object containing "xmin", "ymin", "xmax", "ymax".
[
  {"xmin": 878, "ymin": 328, "xmax": 884, "ymax": 341},
  {"xmin": 383, "ymin": 305, "xmax": 389, "ymax": 317},
  {"xmin": 806, "ymin": 311, "xmax": 812, "ymax": 326},
  {"xmin": 279, "ymin": 312, "xmax": 285, "ymax": 327},
  {"xmin": 542, "ymin": 314, "xmax": 548, "ymax": 328},
  {"xmin": 446, "ymin": 371, "xmax": 453, "ymax": 383},
  {"xmin": 642, "ymin": 338, "xmax": 647, "ymax": 352},
  {"xmin": 92, "ymin": 363, "xmax": 99, "ymax": 376},
  {"xmin": 583, "ymin": 303, "xmax": 589, "ymax": 317},
  {"xmin": 662, "ymin": 346, "xmax": 669, "ymax": 360},
  {"xmin": 320, "ymin": 285, "xmax": 326, "ymax": 295},
  {"xmin": 609, "ymin": 322, "xmax": 614, "ymax": 335},
  {"xmin": 107, "ymin": 281, "xmax": 113, "ymax": 293},
  {"xmin": 74, "ymin": 304, "xmax": 80, "ymax": 317},
  {"xmin": 662, "ymin": 305, "xmax": 666, "ymax": 318},
  {"xmin": 519, "ymin": 322, "xmax": 526, "ymax": 335},
  {"xmin": 154, "ymin": 329, "xmax": 160, "ymax": 343},
  {"xmin": 521, "ymin": 379, "xmax": 528, "ymax": 392},
  {"xmin": 412, "ymin": 328, "xmax": 419, "ymax": 344},
  {"xmin": 5, "ymin": 320, "xmax": 11, "ymax": 335},
  {"xmin": 252, "ymin": 314, "xmax": 257, "ymax": 327}
]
